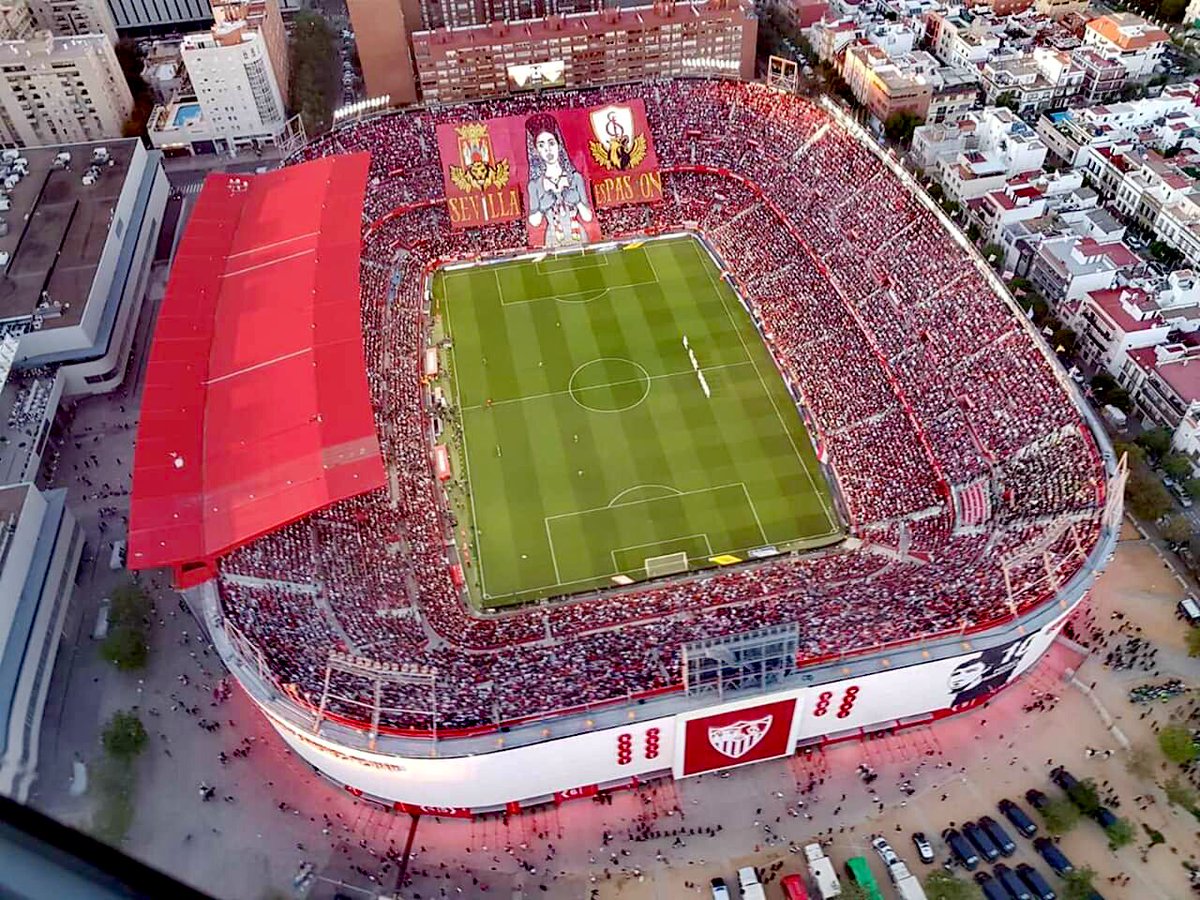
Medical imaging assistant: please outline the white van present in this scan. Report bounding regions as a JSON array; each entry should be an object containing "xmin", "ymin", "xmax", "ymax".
[
  {"xmin": 737, "ymin": 867, "xmax": 766, "ymax": 900},
  {"xmin": 1179, "ymin": 596, "xmax": 1200, "ymax": 625},
  {"xmin": 109, "ymin": 540, "xmax": 126, "ymax": 571}
]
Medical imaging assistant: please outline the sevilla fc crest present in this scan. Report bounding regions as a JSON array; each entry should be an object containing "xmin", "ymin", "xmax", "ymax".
[{"xmin": 707, "ymin": 715, "xmax": 773, "ymax": 760}]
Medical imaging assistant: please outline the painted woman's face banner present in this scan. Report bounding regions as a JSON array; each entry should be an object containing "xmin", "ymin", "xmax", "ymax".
[{"xmin": 436, "ymin": 99, "xmax": 663, "ymax": 245}]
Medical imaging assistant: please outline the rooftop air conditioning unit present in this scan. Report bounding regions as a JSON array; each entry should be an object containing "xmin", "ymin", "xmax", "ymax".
[{"xmin": 92, "ymin": 146, "xmax": 109, "ymax": 162}]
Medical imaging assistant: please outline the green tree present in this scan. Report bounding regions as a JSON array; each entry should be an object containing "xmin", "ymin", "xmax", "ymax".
[
  {"xmin": 101, "ymin": 711, "xmax": 147, "ymax": 760},
  {"xmin": 110, "ymin": 582, "xmax": 149, "ymax": 628},
  {"xmin": 884, "ymin": 110, "xmax": 923, "ymax": 146},
  {"xmin": 1041, "ymin": 797, "xmax": 1082, "ymax": 835},
  {"xmin": 1163, "ymin": 774, "xmax": 1198, "ymax": 809},
  {"xmin": 1126, "ymin": 466, "xmax": 1174, "ymax": 520},
  {"xmin": 1105, "ymin": 817, "xmax": 1135, "ymax": 849},
  {"xmin": 1161, "ymin": 0, "xmax": 1189, "ymax": 24},
  {"xmin": 1115, "ymin": 440, "xmax": 1148, "ymax": 467},
  {"xmin": 924, "ymin": 869, "xmax": 982, "ymax": 900},
  {"xmin": 1061, "ymin": 867, "xmax": 1098, "ymax": 900},
  {"xmin": 99, "ymin": 625, "xmax": 148, "ymax": 671},
  {"xmin": 1162, "ymin": 514, "xmax": 1193, "ymax": 545},
  {"xmin": 1187, "ymin": 627, "xmax": 1200, "ymax": 658},
  {"xmin": 1159, "ymin": 724, "xmax": 1199, "ymax": 764},
  {"xmin": 289, "ymin": 11, "xmax": 340, "ymax": 136},
  {"xmin": 967, "ymin": 223, "xmax": 981, "ymax": 243},
  {"xmin": 996, "ymin": 91, "xmax": 1019, "ymax": 111},
  {"xmin": 1163, "ymin": 453, "xmax": 1194, "ymax": 481},
  {"xmin": 927, "ymin": 182, "xmax": 945, "ymax": 202},
  {"xmin": 114, "ymin": 39, "xmax": 154, "ymax": 139},
  {"xmin": 1124, "ymin": 744, "xmax": 1157, "ymax": 779},
  {"xmin": 981, "ymin": 243, "xmax": 1004, "ymax": 266},
  {"xmin": 1185, "ymin": 478, "xmax": 1200, "ymax": 499},
  {"xmin": 1137, "ymin": 427, "xmax": 1174, "ymax": 459},
  {"xmin": 1067, "ymin": 778, "xmax": 1101, "ymax": 814},
  {"xmin": 100, "ymin": 581, "xmax": 150, "ymax": 671},
  {"xmin": 1052, "ymin": 327, "xmax": 1078, "ymax": 356}
]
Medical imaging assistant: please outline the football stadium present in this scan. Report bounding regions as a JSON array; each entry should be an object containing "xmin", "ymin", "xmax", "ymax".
[{"xmin": 129, "ymin": 79, "xmax": 1122, "ymax": 813}]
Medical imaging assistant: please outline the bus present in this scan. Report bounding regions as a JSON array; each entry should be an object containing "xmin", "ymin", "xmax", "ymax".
[{"xmin": 844, "ymin": 856, "xmax": 883, "ymax": 900}]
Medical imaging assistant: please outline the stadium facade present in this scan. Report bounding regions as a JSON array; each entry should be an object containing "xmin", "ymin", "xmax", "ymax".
[{"xmin": 133, "ymin": 80, "xmax": 1122, "ymax": 813}]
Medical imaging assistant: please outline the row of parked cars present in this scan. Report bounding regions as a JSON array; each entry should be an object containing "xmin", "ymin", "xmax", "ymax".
[{"xmin": 936, "ymin": 793, "xmax": 1093, "ymax": 900}]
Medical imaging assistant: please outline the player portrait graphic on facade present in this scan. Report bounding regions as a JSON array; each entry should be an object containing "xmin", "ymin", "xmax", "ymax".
[
  {"xmin": 524, "ymin": 112, "xmax": 600, "ymax": 248},
  {"xmin": 947, "ymin": 634, "xmax": 1037, "ymax": 709}
]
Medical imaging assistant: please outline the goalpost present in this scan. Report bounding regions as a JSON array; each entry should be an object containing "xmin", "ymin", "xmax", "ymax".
[{"xmin": 645, "ymin": 551, "xmax": 689, "ymax": 578}]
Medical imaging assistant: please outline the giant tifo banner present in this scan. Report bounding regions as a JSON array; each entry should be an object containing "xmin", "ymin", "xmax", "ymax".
[{"xmin": 436, "ymin": 99, "xmax": 663, "ymax": 246}]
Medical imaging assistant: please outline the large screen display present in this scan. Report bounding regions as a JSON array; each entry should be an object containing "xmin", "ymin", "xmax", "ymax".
[{"xmin": 436, "ymin": 99, "xmax": 663, "ymax": 244}]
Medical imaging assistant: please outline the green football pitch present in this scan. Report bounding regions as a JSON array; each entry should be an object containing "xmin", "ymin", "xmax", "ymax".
[{"xmin": 433, "ymin": 235, "xmax": 841, "ymax": 608}]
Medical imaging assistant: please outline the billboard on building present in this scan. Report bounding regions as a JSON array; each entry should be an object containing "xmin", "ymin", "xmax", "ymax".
[
  {"xmin": 507, "ymin": 60, "xmax": 566, "ymax": 91},
  {"xmin": 436, "ymin": 99, "xmax": 662, "ymax": 239},
  {"xmin": 674, "ymin": 697, "xmax": 800, "ymax": 777}
]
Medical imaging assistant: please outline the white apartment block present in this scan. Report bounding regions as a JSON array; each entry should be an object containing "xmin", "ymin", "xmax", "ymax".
[
  {"xmin": 925, "ymin": 12, "xmax": 1002, "ymax": 72},
  {"xmin": 1082, "ymin": 13, "xmax": 1169, "ymax": 81},
  {"xmin": 915, "ymin": 106, "xmax": 1049, "ymax": 203},
  {"xmin": 0, "ymin": 31, "xmax": 131, "ymax": 146},
  {"xmin": 27, "ymin": 0, "xmax": 116, "ymax": 40},
  {"xmin": 175, "ymin": 0, "xmax": 285, "ymax": 152}
]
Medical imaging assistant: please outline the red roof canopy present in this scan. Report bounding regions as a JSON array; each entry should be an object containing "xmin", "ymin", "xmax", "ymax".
[{"xmin": 129, "ymin": 153, "xmax": 384, "ymax": 582}]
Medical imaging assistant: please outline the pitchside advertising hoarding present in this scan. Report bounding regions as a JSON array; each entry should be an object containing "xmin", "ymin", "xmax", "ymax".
[
  {"xmin": 258, "ymin": 614, "xmax": 1067, "ymax": 808},
  {"xmin": 436, "ymin": 99, "xmax": 664, "ymax": 243}
]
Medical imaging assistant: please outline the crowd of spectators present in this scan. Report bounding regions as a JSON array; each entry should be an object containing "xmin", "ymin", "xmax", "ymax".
[{"xmin": 214, "ymin": 79, "xmax": 1111, "ymax": 731}]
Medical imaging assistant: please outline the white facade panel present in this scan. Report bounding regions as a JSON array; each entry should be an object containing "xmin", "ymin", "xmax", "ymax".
[{"xmin": 259, "ymin": 611, "xmax": 1071, "ymax": 810}]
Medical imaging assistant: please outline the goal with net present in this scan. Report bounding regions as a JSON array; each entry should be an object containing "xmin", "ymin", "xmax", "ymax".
[{"xmin": 644, "ymin": 551, "xmax": 689, "ymax": 578}]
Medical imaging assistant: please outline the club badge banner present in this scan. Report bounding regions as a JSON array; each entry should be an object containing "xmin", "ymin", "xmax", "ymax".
[{"xmin": 436, "ymin": 99, "xmax": 663, "ymax": 246}]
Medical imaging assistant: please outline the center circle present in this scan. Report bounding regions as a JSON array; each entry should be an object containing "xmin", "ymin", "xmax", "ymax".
[{"xmin": 568, "ymin": 358, "xmax": 651, "ymax": 413}]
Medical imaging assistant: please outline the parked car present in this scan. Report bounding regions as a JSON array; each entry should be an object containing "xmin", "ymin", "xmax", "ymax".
[
  {"xmin": 942, "ymin": 828, "xmax": 980, "ymax": 870},
  {"xmin": 1049, "ymin": 767, "xmax": 1080, "ymax": 794},
  {"xmin": 710, "ymin": 877, "xmax": 730, "ymax": 900},
  {"xmin": 974, "ymin": 871, "xmax": 1011, "ymax": 900},
  {"xmin": 963, "ymin": 820, "xmax": 1001, "ymax": 863},
  {"xmin": 1016, "ymin": 863, "xmax": 1057, "ymax": 900},
  {"xmin": 1025, "ymin": 789, "xmax": 1050, "ymax": 811},
  {"xmin": 912, "ymin": 831, "xmax": 935, "ymax": 864},
  {"xmin": 979, "ymin": 816, "xmax": 1017, "ymax": 856},
  {"xmin": 870, "ymin": 835, "xmax": 900, "ymax": 868},
  {"xmin": 999, "ymin": 798, "xmax": 1038, "ymax": 838},
  {"xmin": 779, "ymin": 873, "xmax": 809, "ymax": 900},
  {"xmin": 1033, "ymin": 838, "xmax": 1074, "ymax": 876},
  {"xmin": 995, "ymin": 863, "xmax": 1034, "ymax": 900}
]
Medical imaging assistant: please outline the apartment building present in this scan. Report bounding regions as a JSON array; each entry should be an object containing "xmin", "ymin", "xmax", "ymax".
[
  {"xmin": 1082, "ymin": 12, "xmax": 1168, "ymax": 81},
  {"xmin": 410, "ymin": 0, "xmax": 756, "ymax": 105},
  {"xmin": 925, "ymin": 11, "xmax": 1002, "ymax": 71},
  {"xmin": 0, "ymin": 31, "xmax": 131, "ymax": 146},
  {"xmin": 150, "ymin": 0, "xmax": 287, "ymax": 153},
  {"xmin": 979, "ymin": 48, "xmax": 1083, "ymax": 115},
  {"xmin": 27, "ymin": 0, "xmax": 116, "ymax": 40}
]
